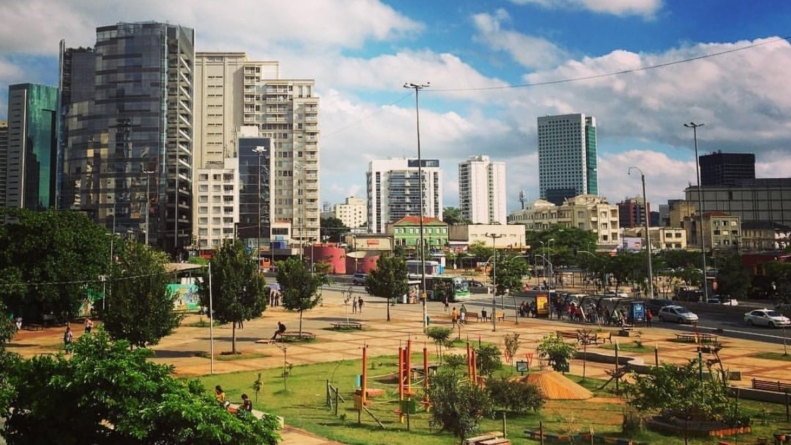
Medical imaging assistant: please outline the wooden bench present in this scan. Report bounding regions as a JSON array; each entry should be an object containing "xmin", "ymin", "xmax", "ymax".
[
  {"xmin": 675, "ymin": 333, "xmax": 697, "ymax": 342},
  {"xmin": 465, "ymin": 312, "xmax": 479, "ymax": 322},
  {"xmin": 277, "ymin": 331, "xmax": 316, "ymax": 342},
  {"xmin": 479, "ymin": 439, "xmax": 510, "ymax": 445},
  {"xmin": 463, "ymin": 432, "xmax": 504, "ymax": 445},
  {"xmin": 752, "ymin": 379, "xmax": 791, "ymax": 393},
  {"xmin": 330, "ymin": 321, "xmax": 363, "ymax": 330},
  {"xmin": 699, "ymin": 333, "xmax": 718, "ymax": 343},
  {"xmin": 496, "ymin": 312, "xmax": 505, "ymax": 322},
  {"xmin": 557, "ymin": 331, "xmax": 579, "ymax": 341},
  {"xmin": 41, "ymin": 314, "xmax": 57, "ymax": 327}
]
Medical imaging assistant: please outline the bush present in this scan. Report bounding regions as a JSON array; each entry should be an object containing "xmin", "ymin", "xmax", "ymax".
[
  {"xmin": 487, "ymin": 378, "xmax": 544, "ymax": 414},
  {"xmin": 475, "ymin": 343, "xmax": 502, "ymax": 377}
]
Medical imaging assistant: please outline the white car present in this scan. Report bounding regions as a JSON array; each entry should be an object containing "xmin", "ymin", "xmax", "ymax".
[
  {"xmin": 744, "ymin": 309, "xmax": 791, "ymax": 328},
  {"xmin": 604, "ymin": 290, "xmax": 629, "ymax": 298},
  {"xmin": 658, "ymin": 305, "xmax": 699, "ymax": 324}
]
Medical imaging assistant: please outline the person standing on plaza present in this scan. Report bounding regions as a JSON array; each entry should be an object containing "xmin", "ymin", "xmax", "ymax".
[
  {"xmin": 443, "ymin": 296, "xmax": 449, "ymax": 312},
  {"xmin": 460, "ymin": 304, "xmax": 467, "ymax": 324},
  {"xmin": 358, "ymin": 296, "xmax": 364, "ymax": 313},
  {"xmin": 84, "ymin": 318, "xmax": 93, "ymax": 334},
  {"xmin": 451, "ymin": 307, "xmax": 459, "ymax": 326},
  {"xmin": 63, "ymin": 326, "xmax": 74, "ymax": 355},
  {"xmin": 646, "ymin": 309, "xmax": 653, "ymax": 327},
  {"xmin": 352, "ymin": 296, "xmax": 358, "ymax": 314}
]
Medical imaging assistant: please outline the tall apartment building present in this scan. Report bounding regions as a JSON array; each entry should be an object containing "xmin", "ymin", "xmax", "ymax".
[
  {"xmin": 1, "ymin": 84, "xmax": 58, "ymax": 211},
  {"xmin": 0, "ymin": 120, "xmax": 7, "ymax": 209},
  {"xmin": 59, "ymin": 22, "xmax": 195, "ymax": 254},
  {"xmin": 617, "ymin": 197, "xmax": 649, "ymax": 229},
  {"xmin": 458, "ymin": 155, "xmax": 506, "ymax": 225},
  {"xmin": 193, "ymin": 52, "xmax": 319, "ymax": 245},
  {"xmin": 367, "ymin": 158, "xmax": 442, "ymax": 234},
  {"xmin": 537, "ymin": 113, "xmax": 598, "ymax": 205},
  {"xmin": 699, "ymin": 151, "xmax": 755, "ymax": 186},
  {"xmin": 194, "ymin": 157, "xmax": 240, "ymax": 248},
  {"xmin": 334, "ymin": 196, "xmax": 367, "ymax": 229}
]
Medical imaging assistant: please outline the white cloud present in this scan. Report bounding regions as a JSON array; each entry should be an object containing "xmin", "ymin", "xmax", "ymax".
[
  {"xmin": 510, "ymin": 0, "xmax": 662, "ymax": 18},
  {"xmin": 472, "ymin": 9, "xmax": 566, "ymax": 69},
  {"xmin": 597, "ymin": 150, "xmax": 693, "ymax": 208}
]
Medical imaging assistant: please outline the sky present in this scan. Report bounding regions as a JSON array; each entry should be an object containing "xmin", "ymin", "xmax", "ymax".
[{"xmin": 2, "ymin": 0, "xmax": 791, "ymax": 213}]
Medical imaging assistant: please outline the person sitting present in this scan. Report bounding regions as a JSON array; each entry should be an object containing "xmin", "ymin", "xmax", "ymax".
[
  {"xmin": 271, "ymin": 321, "xmax": 286, "ymax": 341},
  {"xmin": 241, "ymin": 393, "xmax": 253, "ymax": 412},
  {"xmin": 215, "ymin": 385, "xmax": 230, "ymax": 408}
]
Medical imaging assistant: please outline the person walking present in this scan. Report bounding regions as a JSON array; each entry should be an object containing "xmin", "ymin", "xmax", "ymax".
[
  {"xmin": 646, "ymin": 309, "xmax": 653, "ymax": 327},
  {"xmin": 451, "ymin": 307, "xmax": 459, "ymax": 326},
  {"xmin": 358, "ymin": 296, "xmax": 364, "ymax": 313},
  {"xmin": 63, "ymin": 326, "xmax": 74, "ymax": 355},
  {"xmin": 84, "ymin": 318, "xmax": 93, "ymax": 334},
  {"xmin": 459, "ymin": 304, "xmax": 467, "ymax": 324},
  {"xmin": 352, "ymin": 297, "xmax": 358, "ymax": 314},
  {"xmin": 443, "ymin": 296, "xmax": 449, "ymax": 312}
]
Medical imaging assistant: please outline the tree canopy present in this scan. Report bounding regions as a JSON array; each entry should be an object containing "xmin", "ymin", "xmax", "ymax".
[
  {"xmin": 489, "ymin": 252, "xmax": 530, "ymax": 297},
  {"xmin": 442, "ymin": 207, "xmax": 469, "ymax": 226},
  {"xmin": 365, "ymin": 254, "xmax": 408, "ymax": 321},
  {"xmin": 1, "ymin": 329, "xmax": 280, "ymax": 445},
  {"xmin": 276, "ymin": 257, "xmax": 330, "ymax": 335},
  {"xmin": 319, "ymin": 217, "xmax": 349, "ymax": 243}
]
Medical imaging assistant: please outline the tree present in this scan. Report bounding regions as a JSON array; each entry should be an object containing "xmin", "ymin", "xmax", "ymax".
[
  {"xmin": 468, "ymin": 241, "xmax": 492, "ymax": 262},
  {"xmin": 0, "ymin": 208, "xmax": 109, "ymax": 323},
  {"xmin": 427, "ymin": 369, "xmax": 493, "ymax": 444},
  {"xmin": 198, "ymin": 240, "xmax": 268, "ymax": 354},
  {"xmin": 426, "ymin": 327, "xmax": 453, "ymax": 363},
  {"xmin": 536, "ymin": 334, "xmax": 577, "ymax": 373},
  {"xmin": 320, "ymin": 217, "xmax": 349, "ymax": 243},
  {"xmin": 99, "ymin": 240, "xmax": 182, "ymax": 348},
  {"xmin": 365, "ymin": 254, "xmax": 408, "ymax": 321},
  {"xmin": 489, "ymin": 252, "xmax": 530, "ymax": 298},
  {"xmin": 526, "ymin": 226, "xmax": 597, "ymax": 268},
  {"xmin": 475, "ymin": 343, "xmax": 503, "ymax": 377},
  {"xmin": 276, "ymin": 258, "xmax": 330, "ymax": 336},
  {"xmin": 765, "ymin": 261, "xmax": 791, "ymax": 301},
  {"xmin": 0, "ymin": 300, "xmax": 17, "ymax": 347},
  {"xmin": 714, "ymin": 253, "xmax": 750, "ymax": 299},
  {"xmin": 487, "ymin": 378, "xmax": 544, "ymax": 414},
  {"xmin": 442, "ymin": 207, "xmax": 468, "ymax": 226},
  {"xmin": 1, "ymin": 329, "xmax": 280, "ymax": 445}
]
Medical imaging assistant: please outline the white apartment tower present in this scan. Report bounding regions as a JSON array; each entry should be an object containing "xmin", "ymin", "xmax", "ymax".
[
  {"xmin": 367, "ymin": 158, "xmax": 443, "ymax": 234},
  {"xmin": 335, "ymin": 196, "xmax": 367, "ymax": 229},
  {"xmin": 537, "ymin": 113, "xmax": 598, "ymax": 206},
  {"xmin": 458, "ymin": 155, "xmax": 506, "ymax": 225},
  {"xmin": 194, "ymin": 53, "xmax": 319, "ymax": 245}
]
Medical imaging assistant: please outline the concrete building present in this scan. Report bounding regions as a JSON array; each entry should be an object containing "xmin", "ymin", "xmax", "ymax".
[
  {"xmin": 683, "ymin": 212, "xmax": 741, "ymax": 251},
  {"xmin": 59, "ymin": 23, "xmax": 195, "ymax": 254},
  {"xmin": 194, "ymin": 157, "xmax": 240, "ymax": 249},
  {"xmin": 193, "ymin": 52, "xmax": 320, "ymax": 246},
  {"xmin": 700, "ymin": 151, "xmax": 755, "ymax": 186},
  {"xmin": 617, "ymin": 196, "xmax": 649, "ymax": 229},
  {"xmin": 508, "ymin": 195, "xmax": 619, "ymax": 248},
  {"xmin": 537, "ymin": 113, "xmax": 598, "ymax": 205},
  {"xmin": 366, "ymin": 158, "xmax": 442, "ymax": 234},
  {"xmin": 1, "ymin": 84, "xmax": 59, "ymax": 212},
  {"xmin": 668, "ymin": 200, "xmax": 696, "ymax": 228},
  {"xmin": 458, "ymin": 155, "xmax": 506, "ymax": 224},
  {"xmin": 0, "ymin": 120, "xmax": 6, "ymax": 207},
  {"xmin": 685, "ymin": 179, "xmax": 791, "ymax": 228},
  {"xmin": 626, "ymin": 227, "xmax": 687, "ymax": 250},
  {"xmin": 386, "ymin": 216, "xmax": 447, "ymax": 249},
  {"xmin": 334, "ymin": 196, "xmax": 367, "ymax": 229},
  {"xmin": 740, "ymin": 221, "xmax": 791, "ymax": 252},
  {"xmin": 448, "ymin": 224, "xmax": 526, "ymax": 250}
]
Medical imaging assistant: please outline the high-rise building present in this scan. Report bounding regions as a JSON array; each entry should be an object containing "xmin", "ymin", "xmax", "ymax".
[
  {"xmin": 458, "ymin": 155, "xmax": 506, "ymax": 225},
  {"xmin": 1, "ymin": 84, "xmax": 58, "ymax": 212},
  {"xmin": 194, "ymin": 157, "xmax": 240, "ymax": 249},
  {"xmin": 617, "ymin": 196, "xmax": 650, "ymax": 229},
  {"xmin": 193, "ymin": 52, "xmax": 319, "ymax": 246},
  {"xmin": 0, "ymin": 120, "xmax": 8, "ymax": 209},
  {"xmin": 366, "ymin": 158, "xmax": 442, "ymax": 234},
  {"xmin": 699, "ymin": 151, "xmax": 755, "ymax": 186},
  {"xmin": 59, "ymin": 22, "xmax": 195, "ymax": 254},
  {"xmin": 334, "ymin": 196, "xmax": 367, "ymax": 229},
  {"xmin": 537, "ymin": 113, "xmax": 598, "ymax": 205}
]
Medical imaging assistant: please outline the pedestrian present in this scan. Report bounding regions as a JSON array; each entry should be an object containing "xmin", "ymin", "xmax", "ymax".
[
  {"xmin": 451, "ymin": 307, "xmax": 458, "ymax": 326},
  {"xmin": 84, "ymin": 318, "xmax": 93, "ymax": 334},
  {"xmin": 443, "ymin": 296, "xmax": 449, "ymax": 312},
  {"xmin": 352, "ymin": 297, "xmax": 358, "ymax": 313},
  {"xmin": 646, "ymin": 309, "xmax": 653, "ymax": 327},
  {"xmin": 459, "ymin": 304, "xmax": 467, "ymax": 324},
  {"xmin": 271, "ymin": 321, "xmax": 287, "ymax": 341},
  {"xmin": 63, "ymin": 326, "xmax": 74, "ymax": 355},
  {"xmin": 358, "ymin": 296, "xmax": 364, "ymax": 313},
  {"xmin": 15, "ymin": 316, "xmax": 22, "ymax": 330},
  {"xmin": 241, "ymin": 393, "xmax": 253, "ymax": 412}
]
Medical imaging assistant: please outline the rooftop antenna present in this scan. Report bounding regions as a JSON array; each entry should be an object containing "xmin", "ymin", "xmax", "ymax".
[{"xmin": 519, "ymin": 190, "xmax": 526, "ymax": 210}]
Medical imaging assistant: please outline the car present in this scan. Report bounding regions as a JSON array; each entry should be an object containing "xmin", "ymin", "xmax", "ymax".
[
  {"xmin": 674, "ymin": 289, "xmax": 703, "ymax": 302},
  {"xmin": 352, "ymin": 272, "xmax": 367, "ymax": 285},
  {"xmin": 604, "ymin": 290, "xmax": 629, "ymax": 298},
  {"xmin": 744, "ymin": 309, "xmax": 791, "ymax": 328},
  {"xmin": 646, "ymin": 298, "xmax": 674, "ymax": 315},
  {"xmin": 469, "ymin": 279, "xmax": 485, "ymax": 287},
  {"xmin": 658, "ymin": 305, "xmax": 699, "ymax": 324}
]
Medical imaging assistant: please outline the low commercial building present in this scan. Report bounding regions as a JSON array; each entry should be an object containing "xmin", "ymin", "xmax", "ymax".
[
  {"xmin": 386, "ymin": 216, "xmax": 448, "ymax": 249},
  {"xmin": 448, "ymin": 224, "xmax": 526, "ymax": 250}
]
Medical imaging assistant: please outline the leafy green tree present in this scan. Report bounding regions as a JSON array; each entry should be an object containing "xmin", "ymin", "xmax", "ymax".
[
  {"xmin": 0, "ymin": 300, "xmax": 17, "ymax": 347},
  {"xmin": 99, "ymin": 240, "xmax": 181, "ymax": 348},
  {"xmin": 320, "ymin": 217, "xmax": 349, "ymax": 243},
  {"xmin": 276, "ymin": 257, "xmax": 330, "ymax": 336},
  {"xmin": 526, "ymin": 226, "xmax": 597, "ymax": 268},
  {"xmin": 198, "ymin": 240, "xmax": 268, "ymax": 354},
  {"xmin": 427, "ymin": 369, "xmax": 493, "ymax": 443},
  {"xmin": 442, "ymin": 207, "xmax": 468, "ymax": 226},
  {"xmin": 474, "ymin": 343, "xmax": 502, "ymax": 377},
  {"xmin": 426, "ymin": 327, "xmax": 453, "ymax": 362},
  {"xmin": 765, "ymin": 261, "xmax": 791, "ymax": 301},
  {"xmin": 489, "ymin": 252, "xmax": 530, "ymax": 297},
  {"xmin": 468, "ymin": 241, "xmax": 492, "ymax": 262},
  {"xmin": 487, "ymin": 378, "xmax": 544, "ymax": 414},
  {"xmin": 365, "ymin": 254, "xmax": 408, "ymax": 321},
  {"xmin": 1, "ymin": 329, "xmax": 280, "ymax": 445},
  {"xmin": 714, "ymin": 254, "xmax": 750, "ymax": 299},
  {"xmin": 0, "ymin": 208, "xmax": 109, "ymax": 323},
  {"xmin": 536, "ymin": 334, "xmax": 577, "ymax": 373}
]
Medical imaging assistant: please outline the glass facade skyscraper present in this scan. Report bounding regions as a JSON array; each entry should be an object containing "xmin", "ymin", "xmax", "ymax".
[
  {"xmin": 537, "ymin": 113, "xmax": 598, "ymax": 206},
  {"xmin": 1, "ymin": 84, "xmax": 59, "ymax": 211},
  {"xmin": 59, "ymin": 22, "xmax": 195, "ymax": 254}
]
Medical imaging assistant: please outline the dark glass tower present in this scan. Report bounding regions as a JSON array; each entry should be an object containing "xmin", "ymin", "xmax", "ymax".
[
  {"xmin": 699, "ymin": 152, "xmax": 755, "ymax": 186},
  {"xmin": 59, "ymin": 22, "xmax": 195, "ymax": 254}
]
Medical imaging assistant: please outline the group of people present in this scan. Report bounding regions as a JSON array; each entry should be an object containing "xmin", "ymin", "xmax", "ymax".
[
  {"xmin": 351, "ymin": 296, "xmax": 364, "ymax": 313},
  {"xmin": 62, "ymin": 318, "xmax": 94, "ymax": 355},
  {"xmin": 215, "ymin": 385, "xmax": 253, "ymax": 413},
  {"xmin": 268, "ymin": 287, "xmax": 282, "ymax": 307},
  {"xmin": 450, "ymin": 304, "xmax": 468, "ymax": 325},
  {"xmin": 518, "ymin": 301, "xmax": 539, "ymax": 318}
]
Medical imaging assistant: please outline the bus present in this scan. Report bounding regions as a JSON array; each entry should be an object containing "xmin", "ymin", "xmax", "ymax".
[
  {"xmin": 406, "ymin": 260, "xmax": 442, "ymax": 280},
  {"xmin": 425, "ymin": 276, "xmax": 471, "ymax": 302}
]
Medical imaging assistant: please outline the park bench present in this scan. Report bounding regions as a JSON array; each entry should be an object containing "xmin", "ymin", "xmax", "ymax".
[
  {"xmin": 41, "ymin": 314, "xmax": 57, "ymax": 326},
  {"xmin": 675, "ymin": 333, "xmax": 697, "ymax": 342},
  {"xmin": 277, "ymin": 331, "xmax": 316, "ymax": 342},
  {"xmin": 496, "ymin": 312, "xmax": 505, "ymax": 322},
  {"xmin": 463, "ymin": 432, "xmax": 504, "ymax": 445},
  {"xmin": 479, "ymin": 439, "xmax": 510, "ymax": 445},
  {"xmin": 752, "ymin": 379, "xmax": 791, "ymax": 393},
  {"xmin": 466, "ymin": 312, "xmax": 479, "ymax": 322},
  {"xmin": 330, "ymin": 321, "xmax": 363, "ymax": 330},
  {"xmin": 557, "ymin": 331, "xmax": 579, "ymax": 341}
]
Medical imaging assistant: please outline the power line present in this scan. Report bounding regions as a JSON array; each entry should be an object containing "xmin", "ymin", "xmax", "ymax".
[{"xmin": 0, "ymin": 270, "xmax": 181, "ymax": 288}]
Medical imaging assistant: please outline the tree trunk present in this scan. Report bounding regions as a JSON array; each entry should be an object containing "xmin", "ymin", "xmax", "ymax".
[
  {"xmin": 299, "ymin": 310, "xmax": 304, "ymax": 336},
  {"xmin": 387, "ymin": 295, "xmax": 391, "ymax": 321},
  {"xmin": 232, "ymin": 322, "xmax": 237, "ymax": 354}
]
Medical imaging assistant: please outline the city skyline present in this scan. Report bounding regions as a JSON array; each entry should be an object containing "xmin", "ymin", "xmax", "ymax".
[{"xmin": 2, "ymin": 1, "xmax": 791, "ymax": 212}]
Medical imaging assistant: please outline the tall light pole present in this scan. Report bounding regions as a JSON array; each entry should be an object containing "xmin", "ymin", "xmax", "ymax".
[
  {"xmin": 142, "ymin": 170, "xmax": 154, "ymax": 247},
  {"xmin": 404, "ymin": 81, "xmax": 430, "ymax": 332},
  {"xmin": 486, "ymin": 233, "xmax": 503, "ymax": 332},
  {"xmin": 629, "ymin": 167, "xmax": 655, "ymax": 299},
  {"xmin": 685, "ymin": 122, "xmax": 710, "ymax": 303},
  {"xmin": 548, "ymin": 238, "xmax": 555, "ymax": 287},
  {"xmin": 253, "ymin": 146, "xmax": 266, "ymax": 271}
]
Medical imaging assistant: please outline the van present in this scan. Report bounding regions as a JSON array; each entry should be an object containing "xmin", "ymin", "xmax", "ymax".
[{"xmin": 352, "ymin": 272, "xmax": 367, "ymax": 285}]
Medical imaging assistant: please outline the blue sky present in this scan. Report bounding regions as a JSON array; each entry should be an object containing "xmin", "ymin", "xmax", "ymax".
[{"xmin": 2, "ymin": 0, "xmax": 791, "ymax": 211}]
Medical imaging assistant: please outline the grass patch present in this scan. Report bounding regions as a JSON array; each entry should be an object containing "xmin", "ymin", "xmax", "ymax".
[
  {"xmin": 184, "ymin": 319, "xmax": 225, "ymax": 328},
  {"xmin": 194, "ymin": 351, "xmax": 270, "ymax": 361},
  {"xmin": 599, "ymin": 343, "xmax": 651, "ymax": 353},
  {"xmin": 753, "ymin": 351, "xmax": 791, "ymax": 362}
]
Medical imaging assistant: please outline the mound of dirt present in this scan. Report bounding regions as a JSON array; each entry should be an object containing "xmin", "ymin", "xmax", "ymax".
[{"xmin": 514, "ymin": 371, "xmax": 593, "ymax": 400}]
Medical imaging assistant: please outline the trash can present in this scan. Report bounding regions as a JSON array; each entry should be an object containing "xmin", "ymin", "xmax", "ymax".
[
  {"xmin": 402, "ymin": 294, "xmax": 408, "ymax": 304},
  {"xmin": 426, "ymin": 316, "xmax": 431, "ymax": 326}
]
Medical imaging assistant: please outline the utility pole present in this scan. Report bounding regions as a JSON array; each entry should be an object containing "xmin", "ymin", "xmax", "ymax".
[
  {"xmin": 629, "ymin": 167, "xmax": 654, "ymax": 299},
  {"xmin": 685, "ymin": 122, "xmax": 709, "ymax": 303},
  {"xmin": 486, "ymin": 233, "xmax": 503, "ymax": 332}
]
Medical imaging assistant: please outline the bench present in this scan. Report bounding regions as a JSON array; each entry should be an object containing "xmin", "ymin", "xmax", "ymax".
[
  {"xmin": 557, "ymin": 331, "xmax": 579, "ymax": 341},
  {"xmin": 752, "ymin": 379, "xmax": 791, "ymax": 393},
  {"xmin": 675, "ymin": 333, "xmax": 697, "ymax": 342},
  {"xmin": 463, "ymin": 432, "xmax": 504, "ymax": 445},
  {"xmin": 41, "ymin": 314, "xmax": 57, "ymax": 326},
  {"xmin": 277, "ymin": 331, "xmax": 316, "ymax": 342},
  {"xmin": 330, "ymin": 321, "xmax": 363, "ymax": 330},
  {"xmin": 496, "ymin": 312, "xmax": 505, "ymax": 322},
  {"xmin": 466, "ymin": 312, "xmax": 479, "ymax": 322},
  {"xmin": 479, "ymin": 439, "xmax": 510, "ymax": 445}
]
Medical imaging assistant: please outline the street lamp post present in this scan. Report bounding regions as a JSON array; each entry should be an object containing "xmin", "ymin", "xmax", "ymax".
[
  {"xmin": 486, "ymin": 233, "xmax": 503, "ymax": 332},
  {"xmin": 685, "ymin": 122, "xmax": 709, "ymax": 303},
  {"xmin": 629, "ymin": 167, "xmax": 655, "ymax": 299},
  {"xmin": 253, "ymin": 146, "xmax": 267, "ymax": 271},
  {"xmin": 548, "ymin": 238, "xmax": 555, "ymax": 287},
  {"xmin": 404, "ymin": 81, "xmax": 430, "ymax": 332},
  {"xmin": 142, "ymin": 170, "xmax": 155, "ymax": 247}
]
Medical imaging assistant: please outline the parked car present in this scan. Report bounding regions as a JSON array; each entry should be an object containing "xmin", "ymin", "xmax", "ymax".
[
  {"xmin": 744, "ymin": 309, "xmax": 791, "ymax": 328},
  {"xmin": 718, "ymin": 295, "xmax": 738, "ymax": 306},
  {"xmin": 469, "ymin": 279, "xmax": 485, "ymax": 287},
  {"xmin": 604, "ymin": 290, "xmax": 629, "ymax": 298},
  {"xmin": 352, "ymin": 272, "xmax": 367, "ymax": 285},
  {"xmin": 646, "ymin": 298, "xmax": 674, "ymax": 315},
  {"xmin": 658, "ymin": 305, "xmax": 699, "ymax": 324}
]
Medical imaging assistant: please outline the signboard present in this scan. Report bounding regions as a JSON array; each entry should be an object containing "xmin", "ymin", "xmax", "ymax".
[
  {"xmin": 630, "ymin": 301, "xmax": 646, "ymax": 324},
  {"xmin": 516, "ymin": 360, "xmax": 529, "ymax": 374},
  {"xmin": 168, "ymin": 283, "xmax": 200, "ymax": 311}
]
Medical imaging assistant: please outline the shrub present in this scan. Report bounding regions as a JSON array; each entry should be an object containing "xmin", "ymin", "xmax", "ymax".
[{"xmin": 487, "ymin": 378, "xmax": 544, "ymax": 414}]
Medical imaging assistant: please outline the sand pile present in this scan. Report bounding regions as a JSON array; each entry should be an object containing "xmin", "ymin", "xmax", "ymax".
[{"xmin": 514, "ymin": 371, "xmax": 593, "ymax": 400}]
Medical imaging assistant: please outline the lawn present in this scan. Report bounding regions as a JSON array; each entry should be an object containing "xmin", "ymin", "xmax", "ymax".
[
  {"xmin": 753, "ymin": 351, "xmax": 791, "ymax": 362},
  {"xmin": 197, "ymin": 356, "xmax": 791, "ymax": 445}
]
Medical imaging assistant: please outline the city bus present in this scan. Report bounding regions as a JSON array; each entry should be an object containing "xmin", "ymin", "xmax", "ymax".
[
  {"xmin": 424, "ymin": 276, "xmax": 471, "ymax": 302},
  {"xmin": 406, "ymin": 260, "xmax": 442, "ymax": 279}
]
